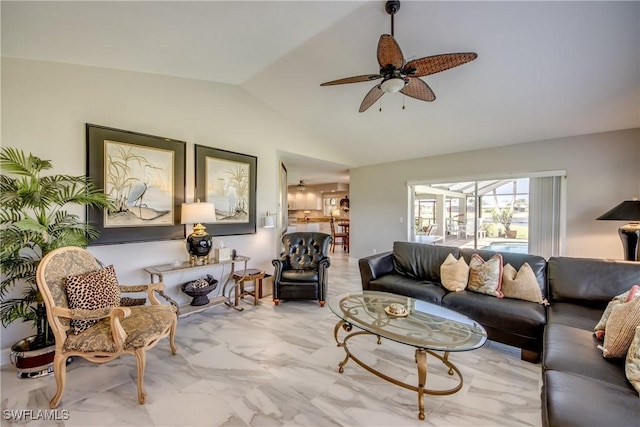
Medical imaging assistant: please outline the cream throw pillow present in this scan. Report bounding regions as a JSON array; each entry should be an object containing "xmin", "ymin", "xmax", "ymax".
[
  {"xmin": 502, "ymin": 263, "xmax": 548, "ymax": 305},
  {"xmin": 467, "ymin": 253, "xmax": 504, "ymax": 298},
  {"xmin": 626, "ymin": 325, "xmax": 640, "ymax": 395},
  {"xmin": 440, "ymin": 253, "xmax": 469, "ymax": 292},
  {"xmin": 601, "ymin": 297, "xmax": 640, "ymax": 358},
  {"xmin": 594, "ymin": 285, "xmax": 640, "ymax": 340}
]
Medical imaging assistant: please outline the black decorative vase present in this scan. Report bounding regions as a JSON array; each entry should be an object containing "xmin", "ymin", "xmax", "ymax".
[{"xmin": 186, "ymin": 233, "xmax": 212, "ymax": 264}]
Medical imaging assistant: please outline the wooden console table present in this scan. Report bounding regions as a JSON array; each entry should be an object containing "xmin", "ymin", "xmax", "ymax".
[{"xmin": 144, "ymin": 256, "xmax": 249, "ymax": 317}]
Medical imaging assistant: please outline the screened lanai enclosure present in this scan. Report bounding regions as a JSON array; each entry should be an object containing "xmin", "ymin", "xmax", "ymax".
[{"xmin": 410, "ymin": 175, "xmax": 564, "ymax": 259}]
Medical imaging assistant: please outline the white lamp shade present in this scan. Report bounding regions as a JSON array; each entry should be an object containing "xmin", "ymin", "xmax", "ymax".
[
  {"xmin": 331, "ymin": 209, "xmax": 341, "ymax": 218},
  {"xmin": 381, "ymin": 77, "xmax": 405, "ymax": 93},
  {"xmin": 264, "ymin": 215, "xmax": 275, "ymax": 228},
  {"xmin": 181, "ymin": 202, "xmax": 216, "ymax": 224}
]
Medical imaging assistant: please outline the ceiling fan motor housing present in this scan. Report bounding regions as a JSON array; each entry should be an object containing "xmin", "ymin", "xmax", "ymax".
[{"xmin": 385, "ymin": 0, "xmax": 400, "ymax": 15}]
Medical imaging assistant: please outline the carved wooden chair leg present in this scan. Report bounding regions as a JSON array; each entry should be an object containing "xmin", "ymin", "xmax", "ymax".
[
  {"xmin": 169, "ymin": 318, "xmax": 178, "ymax": 355},
  {"xmin": 273, "ymin": 299, "xmax": 280, "ymax": 305},
  {"xmin": 49, "ymin": 352, "xmax": 67, "ymax": 409},
  {"xmin": 135, "ymin": 349, "xmax": 147, "ymax": 404}
]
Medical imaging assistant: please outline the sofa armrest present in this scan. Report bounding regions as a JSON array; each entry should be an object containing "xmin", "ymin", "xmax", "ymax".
[
  {"xmin": 318, "ymin": 257, "xmax": 331, "ymax": 269},
  {"xmin": 358, "ymin": 251, "xmax": 394, "ymax": 290},
  {"xmin": 272, "ymin": 258, "xmax": 286, "ymax": 282}
]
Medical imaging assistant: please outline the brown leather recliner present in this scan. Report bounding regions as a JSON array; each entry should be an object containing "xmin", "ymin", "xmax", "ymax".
[{"xmin": 272, "ymin": 232, "xmax": 332, "ymax": 307}]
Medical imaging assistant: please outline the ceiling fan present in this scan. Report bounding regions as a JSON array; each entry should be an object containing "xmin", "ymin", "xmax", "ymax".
[{"xmin": 320, "ymin": 0, "xmax": 477, "ymax": 112}]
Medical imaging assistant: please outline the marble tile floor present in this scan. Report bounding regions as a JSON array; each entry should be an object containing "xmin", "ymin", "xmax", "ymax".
[{"xmin": 1, "ymin": 250, "xmax": 542, "ymax": 427}]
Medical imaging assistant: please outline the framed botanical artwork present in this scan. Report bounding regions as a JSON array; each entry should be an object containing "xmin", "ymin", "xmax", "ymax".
[
  {"xmin": 86, "ymin": 124, "xmax": 186, "ymax": 245},
  {"xmin": 194, "ymin": 144, "xmax": 257, "ymax": 236}
]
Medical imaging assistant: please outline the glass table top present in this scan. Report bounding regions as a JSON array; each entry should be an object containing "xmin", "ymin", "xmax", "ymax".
[{"xmin": 329, "ymin": 291, "xmax": 487, "ymax": 352}]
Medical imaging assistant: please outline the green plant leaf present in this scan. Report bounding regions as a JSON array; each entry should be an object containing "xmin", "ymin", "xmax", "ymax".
[{"xmin": 0, "ymin": 146, "xmax": 111, "ymax": 335}]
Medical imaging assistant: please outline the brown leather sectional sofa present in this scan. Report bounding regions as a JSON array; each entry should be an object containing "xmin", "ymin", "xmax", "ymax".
[{"xmin": 358, "ymin": 241, "xmax": 640, "ymax": 427}]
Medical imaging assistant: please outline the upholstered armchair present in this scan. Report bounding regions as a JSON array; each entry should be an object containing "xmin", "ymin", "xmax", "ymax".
[
  {"xmin": 35, "ymin": 246, "xmax": 177, "ymax": 409},
  {"xmin": 272, "ymin": 232, "xmax": 332, "ymax": 307}
]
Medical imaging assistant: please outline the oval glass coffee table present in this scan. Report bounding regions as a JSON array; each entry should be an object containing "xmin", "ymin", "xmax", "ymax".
[{"xmin": 329, "ymin": 291, "xmax": 487, "ymax": 420}]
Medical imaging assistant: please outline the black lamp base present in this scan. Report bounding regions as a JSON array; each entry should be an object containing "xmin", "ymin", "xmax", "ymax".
[
  {"xmin": 186, "ymin": 232, "xmax": 213, "ymax": 265},
  {"xmin": 619, "ymin": 223, "xmax": 640, "ymax": 261}
]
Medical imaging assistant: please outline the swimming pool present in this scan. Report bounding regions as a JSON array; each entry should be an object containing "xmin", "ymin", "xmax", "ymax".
[{"xmin": 481, "ymin": 241, "xmax": 529, "ymax": 254}]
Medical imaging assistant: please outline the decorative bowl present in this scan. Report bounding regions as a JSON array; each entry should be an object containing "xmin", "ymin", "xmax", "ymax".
[
  {"xmin": 181, "ymin": 276, "xmax": 218, "ymax": 306},
  {"xmin": 384, "ymin": 303, "xmax": 408, "ymax": 317}
]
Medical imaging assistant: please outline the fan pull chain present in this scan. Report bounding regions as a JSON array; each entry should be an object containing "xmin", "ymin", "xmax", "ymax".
[
  {"xmin": 379, "ymin": 99, "xmax": 382, "ymax": 112},
  {"xmin": 403, "ymin": 95, "xmax": 406, "ymax": 110}
]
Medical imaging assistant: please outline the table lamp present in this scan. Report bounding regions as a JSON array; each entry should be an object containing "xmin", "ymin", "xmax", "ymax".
[
  {"xmin": 596, "ymin": 197, "xmax": 640, "ymax": 261},
  {"xmin": 181, "ymin": 201, "xmax": 216, "ymax": 265}
]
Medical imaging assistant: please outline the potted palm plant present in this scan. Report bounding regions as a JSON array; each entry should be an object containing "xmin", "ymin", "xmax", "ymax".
[{"xmin": 0, "ymin": 147, "xmax": 110, "ymax": 378}]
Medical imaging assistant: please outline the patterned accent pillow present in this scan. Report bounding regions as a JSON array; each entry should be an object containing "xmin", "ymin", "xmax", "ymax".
[
  {"xmin": 601, "ymin": 297, "xmax": 640, "ymax": 358},
  {"xmin": 467, "ymin": 253, "xmax": 504, "ymax": 298},
  {"xmin": 594, "ymin": 285, "xmax": 640, "ymax": 340},
  {"xmin": 440, "ymin": 253, "xmax": 469, "ymax": 292},
  {"xmin": 626, "ymin": 325, "xmax": 640, "ymax": 395},
  {"xmin": 66, "ymin": 265, "xmax": 121, "ymax": 335},
  {"xmin": 502, "ymin": 263, "xmax": 548, "ymax": 305}
]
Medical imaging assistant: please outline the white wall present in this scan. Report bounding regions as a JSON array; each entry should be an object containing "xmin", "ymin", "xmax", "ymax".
[
  {"xmin": 0, "ymin": 58, "xmax": 352, "ymax": 352},
  {"xmin": 350, "ymin": 128, "xmax": 640, "ymax": 260}
]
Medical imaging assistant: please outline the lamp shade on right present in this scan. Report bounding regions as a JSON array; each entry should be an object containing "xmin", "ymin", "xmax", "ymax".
[{"xmin": 596, "ymin": 200, "xmax": 640, "ymax": 221}]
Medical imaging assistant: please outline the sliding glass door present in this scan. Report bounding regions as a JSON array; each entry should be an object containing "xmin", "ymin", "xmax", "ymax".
[{"xmin": 410, "ymin": 173, "xmax": 565, "ymax": 258}]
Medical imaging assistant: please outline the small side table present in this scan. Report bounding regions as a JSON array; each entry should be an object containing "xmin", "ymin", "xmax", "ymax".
[{"xmin": 225, "ymin": 268, "xmax": 265, "ymax": 310}]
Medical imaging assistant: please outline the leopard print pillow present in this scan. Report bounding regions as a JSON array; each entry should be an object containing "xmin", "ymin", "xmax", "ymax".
[{"xmin": 66, "ymin": 265, "xmax": 121, "ymax": 334}]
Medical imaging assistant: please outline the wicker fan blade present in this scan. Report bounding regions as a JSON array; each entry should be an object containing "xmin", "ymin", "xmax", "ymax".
[
  {"xmin": 320, "ymin": 74, "xmax": 382, "ymax": 86},
  {"xmin": 359, "ymin": 85, "xmax": 384, "ymax": 113},
  {"xmin": 400, "ymin": 77, "xmax": 436, "ymax": 102},
  {"xmin": 377, "ymin": 34, "xmax": 404, "ymax": 69},
  {"xmin": 405, "ymin": 53, "xmax": 477, "ymax": 77}
]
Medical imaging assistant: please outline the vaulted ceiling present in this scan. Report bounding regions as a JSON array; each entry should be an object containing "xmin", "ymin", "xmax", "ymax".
[{"xmin": 3, "ymin": 1, "xmax": 639, "ymax": 183}]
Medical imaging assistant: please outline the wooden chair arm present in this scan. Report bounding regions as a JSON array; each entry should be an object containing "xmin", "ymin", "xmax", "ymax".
[
  {"xmin": 119, "ymin": 283, "xmax": 165, "ymax": 292},
  {"xmin": 51, "ymin": 306, "xmax": 131, "ymax": 321},
  {"xmin": 109, "ymin": 307, "xmax": 130, "ymax": 349},
  {"xmin": 119, "ymin": 283, "xmax": 166, "ymax": 305}
]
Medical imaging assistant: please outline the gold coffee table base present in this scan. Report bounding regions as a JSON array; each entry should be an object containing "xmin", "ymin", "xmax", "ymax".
[{"xmin": 333, "ymin": 320, "xmax": 463, "ymax": 421}]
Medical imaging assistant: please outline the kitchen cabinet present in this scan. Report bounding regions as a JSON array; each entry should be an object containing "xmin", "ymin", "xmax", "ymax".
[
  {"xmin": 288, "ymin": 191, "xmax": 322, "ymax": 210},
  {"xmin": 295, "ymin": 222, "xmax": 320, "ymax": 232},
  {"xmin": 319, "ymin": 222, "xmax": 331, "ymax": 235},
  {"xmin": 305, "ymin": 191, "xmax": 322, "ymax": 210}
]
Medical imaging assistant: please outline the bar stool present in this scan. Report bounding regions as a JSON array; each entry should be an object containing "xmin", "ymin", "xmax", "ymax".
[{"xmin": 231, "ymin": 268, "xmax": 265, "ymax": 308}]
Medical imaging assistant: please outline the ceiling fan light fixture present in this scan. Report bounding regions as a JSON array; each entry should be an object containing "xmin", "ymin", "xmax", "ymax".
[
  {"xmin": 319, "ymin": 0, "xmax": 477, "ymax": 112},
  {"xmin": 381, "ymin": 77, "xmax": 406, "ymax": 93}
]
